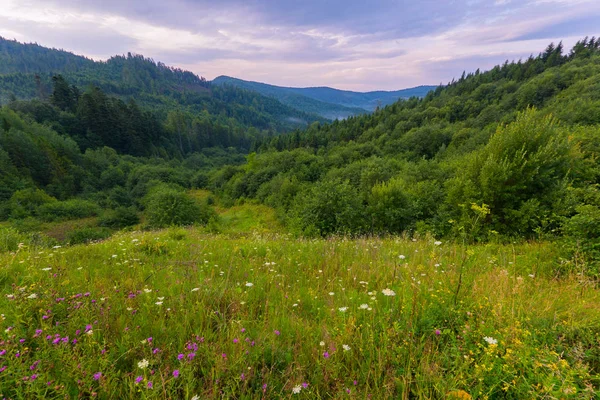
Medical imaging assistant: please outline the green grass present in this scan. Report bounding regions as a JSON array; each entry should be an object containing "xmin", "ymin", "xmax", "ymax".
[{"xmin": 0, "ymin": 230, "xmax": 599, "ymax": 399}]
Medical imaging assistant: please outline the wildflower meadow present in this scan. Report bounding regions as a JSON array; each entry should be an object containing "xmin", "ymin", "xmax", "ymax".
[{"xmin": 1, "ymin": 228, "xmax": 599, "ymax": 399}]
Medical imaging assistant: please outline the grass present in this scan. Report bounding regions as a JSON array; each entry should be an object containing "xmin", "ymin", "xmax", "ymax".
[{"xmin": 1, "ymin": 228, "xmax": 599, "ymax": 399}]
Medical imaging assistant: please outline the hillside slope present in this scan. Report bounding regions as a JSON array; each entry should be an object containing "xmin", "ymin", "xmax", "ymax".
[
  {"xmin": 0, "ymin": 37, "xmax": 326, "ymax": 131},
  {"xmin": 210, "ymin": 39, "xmax": 600, "ymax": 245},
  {"xmin": 212, "ymin": 75, "xmax": 436, "ymax": 118}
]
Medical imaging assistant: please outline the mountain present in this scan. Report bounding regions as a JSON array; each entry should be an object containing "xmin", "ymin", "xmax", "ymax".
[
  {"xmin": 0, "ymin": 37, "xmax": 326, "ymax": 132},
  {"xmin": 212, "ymin": 75, "xmax": 437, "ymax": 118}
]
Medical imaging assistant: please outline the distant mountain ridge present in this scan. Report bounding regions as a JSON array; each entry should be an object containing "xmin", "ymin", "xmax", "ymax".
[{"xmin": 212, "ymin": 75, "xmax": 437, "ymax": 119}]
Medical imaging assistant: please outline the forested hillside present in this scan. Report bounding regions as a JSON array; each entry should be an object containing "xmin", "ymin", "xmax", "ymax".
[
  {"xmin": 1, "ymin": 38, "xmax": 600, "ymax": 270},
  {"xmin": 213, "ymin": 75, "xmax": 436, "ymax": 118},
  {"xmin": 0, "ymin": 37, "xmax": 326, "ymax": 132},
  {"xmin": 208, "ymin": 39, "xmax": 600, "ymax": 259}
]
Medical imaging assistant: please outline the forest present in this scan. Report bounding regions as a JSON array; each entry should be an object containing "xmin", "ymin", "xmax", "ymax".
[{"xmin": 1, "ymin": 38, "xmax": 599, "ymax": 269}]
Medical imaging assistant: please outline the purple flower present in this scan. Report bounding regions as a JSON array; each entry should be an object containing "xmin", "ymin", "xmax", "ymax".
[
  {"xmin": 15, "ymin": 352, "xmax": 20, "ymax": 358},
  {"xmin": 42, "ymin": 315, "xmax": 49, "ymax": 320},
  {"xmin": 241, "ymin": 328, "xmax": 246, "ymax": 333},
  {"xmin": 31, "ymin": 374, "xmax": 38, "ymax": 380},
  {"xmin": 354, "ymin": 380, "xmax": 358, "ymax": 386},
  {"xmin": 233, "ymin": 338, "xmax": 239, "ymax": 343},
  {"xmin": 19, "ymin": 339, "xmax": 25, "ymax": 343},
  {"xmin": 435, "ymin": 329, "xmax": 441, "ymax": 336},
  {"xmin": 262, "ymin": 383, "xmax": 267, "ymax": 391},
  {"xmin": 135, "ymin": 375, "xmax": 143, "ymax": 384},
  {"xmin": 93, "ymin": 372, "xmax": 102, "ymax": 381},
  {"xmin": 173, "ymin": 370, "xmax": 179, "ymax": 378},
  {"xmin": 152, "ymin": 348, "xmax": 160, "ymax": 354},
  {"xmin": 147, "ymin": 337, "xmax": 153, "ymax": 343},
  {"xmin": 240, "ymin": 373, "xmax": 245, "ymax": 381},
  {"xmin": 187, "ymin": 352, "xmax": 195, "ymax": 360},
  {"xmin": 0, "ymin": 350, "xmax": 5, "ymax": 356},
  {"xmin": 147, "ymin": 381, "xmax": 153, "ymax": 389},
  {"xmin": 0, "ymin": 366, "xmax": 6, "ymax": 372},
  {"xmin": 177, "ymin": 353, "xmax": 184, "ymax": 360},
  {"xmin": 274, "ymin": 330, "xmax": 280, "ymax": 336},
  {"xmin": 323, "ymin": 351, "xmax": 330, "ymax": 359},
  {"xmin": 302, "ymin": 382, "xmax": 309, "ymax": 388}
]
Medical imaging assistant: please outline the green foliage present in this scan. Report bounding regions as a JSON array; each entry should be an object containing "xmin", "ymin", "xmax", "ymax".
[
  {"xmin": 98, "ymin": 207, "xmax": 140, "ymax": 229},
  {"xmin": 144, "ymin": 186, "xmax": 215, "ymax": 228},
  {"xmin": 37, "ymin": 199, "xmax": 100, "ymax": 222},
  {"xmin": 66, "ymin": 226, "xmax": 111, "ymax": 245},
  {"xmin": 290, "ymin": 179, "xmax": 366, "ymax": 236},
  {"xmin": 7, "ymin": 188, "xmax": 56, "ymax": 219}
]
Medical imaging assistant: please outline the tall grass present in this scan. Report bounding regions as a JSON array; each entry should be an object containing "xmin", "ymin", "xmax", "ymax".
[{"xmin": 0, "ymin": 230, "xmax": 598, "ymax": 399}]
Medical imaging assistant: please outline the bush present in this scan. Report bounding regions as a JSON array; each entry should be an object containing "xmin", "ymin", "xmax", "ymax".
[
  {"xmin": 290, "ymin": 179, "xmax": 366, "ymax": 237},
  {"xmin": 144, "ymin": 187, "xmax": 215, "ymax": 228},
  {"xmin": 98, "ymin": 207, "xmax": 140, "ymax": 229},
  {"xmin": 7, "ymin": 188, "xmax": 56, "ymax": 219},
  {"xmin": 66, "ymin": 227, "xmax": 111, "ymax": 245},
  {"xmin": 37, "ymin": 199, "xmax": 100, "ymax": 222}
]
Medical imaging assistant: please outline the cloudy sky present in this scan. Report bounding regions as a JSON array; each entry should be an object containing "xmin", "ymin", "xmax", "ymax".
[{"xmin": 0, "ymin": 0, "xmax": 599, "ymax": 91}]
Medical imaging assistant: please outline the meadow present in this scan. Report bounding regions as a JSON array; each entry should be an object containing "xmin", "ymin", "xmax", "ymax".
[{"xmin": 1, "ymin": 224, "xmax": 599, "ymax": 399}]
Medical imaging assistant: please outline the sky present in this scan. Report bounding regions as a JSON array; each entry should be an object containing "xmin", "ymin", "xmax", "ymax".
[{"xmin": 0, "ymin": 0, "xmax": 599, "ymax": 91}]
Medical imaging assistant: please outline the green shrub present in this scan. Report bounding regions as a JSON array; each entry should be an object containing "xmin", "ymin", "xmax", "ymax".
[
  {"xmin": 144, "ymin": 187, "xmax": 215, "ymax": 228},
  {"xmin": 66, "ymin": 227, "xmax": 111, "ymax": 245},
  {"xmin": 290, "ymin": 179, "xmax": 366, "ymax": 236},
  {"xmin": 98, "ymin": 207, "xmax": 140, "ymax": 229},
  {"xmin": 7, "ymin": 188, "xmax": 56, "ymax": 219},
  {"xmin": 37, "ymin": 199, "xmax": 100, "ymax": 222}
]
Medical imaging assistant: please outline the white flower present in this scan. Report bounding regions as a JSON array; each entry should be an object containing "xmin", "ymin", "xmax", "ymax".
[
  {"xmin": 434, "ymin": 241, "xmax": 442, "ymax": 246},
  {"xmin": 528, "ymin": 274, "xmax": 535, "ymax": 278},
  {"xmin": 292, "ymin": 385, "xmax": 302, "ymax": 394},
  {"xmin": 41, "ymin": 267, "xmax": 52, "ymax": 271},
  {"xmin": 157, "ymin": 297, "xmax": 164, "ymax": 301},
  {"xmin": 86, "ymin": 330, "xmax": 93, "ymax": 335},
  {"xmin": 143, "ymin": 288, "xmax": 152, "ymax": 293},
  {"xmin": 328, "ymin": 292, "xmax": 334, "ymax": 296},
  {"xmin": 138, "ymin": 359, "xmax": 149, "ymax": 369},
  {"xmin": 342, "ymin": 344, "xmax": 351, "ymax": 351},
  {"xmin": 112, "ymin": 255, "xmax": 117, "ymax": 258},
  {"xmin": 398, "ymin": 255, "xmax": 406, "ymax": 260},
  {"xmin": 52, "ymin": 245, "xmax": 62, "ymax": 249},
  {"xmin": 127, "ymin": 307, "xmax": 133, "ymax": 311},
  {"xmin": 155, "ymin": 301, "xmax": 163, "ymax": 306},
  {"xmin": 338, "ymin": 307, "xmax": 348, "ymax": 312},
  {"xmin": 6, "ymin": 294, "xmax": 14, "ymax": 299},
  {"xmin": 191, "ymin": 396, "xmax": 199, "ymax": 400},
  {"xmin": 292, "ymin": 303, "xmax": 298, "ymax": 307},
  {"xmin": 359, "ymin": 304, "xmax": 369, "ymax": 309},
  {"xmin": 483, "ymin": 336, "xmax": 498, "ymax": 345},
  {"xmin": 245, "ymin": 282, "xmax": 254, "ymax": 287},
  {"xmin": 381, "ymin": 289, "xmax": 396, "ymax": 296},
  {"xmin": 27, "ymin": 293, "xmax": 38, "ymax": 299},
  {"xmin": 319, "ymin": 341, "xmax": 325, "ymax": 347},
  {"xmin": 191, "ymin": 288, "xmax": 200, "ymax": 292}
]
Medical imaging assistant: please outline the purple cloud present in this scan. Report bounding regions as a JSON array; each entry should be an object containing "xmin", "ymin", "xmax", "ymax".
[{"xmin": 1, "ymin": 0, "xmax": 599, "ymax": 90}]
